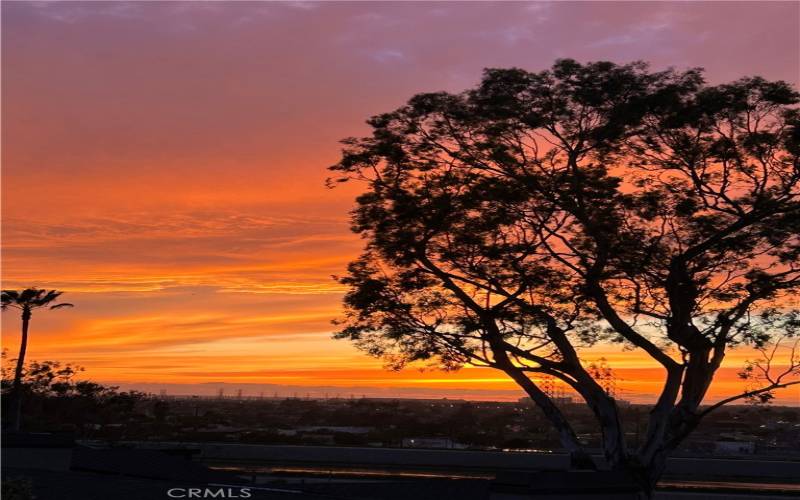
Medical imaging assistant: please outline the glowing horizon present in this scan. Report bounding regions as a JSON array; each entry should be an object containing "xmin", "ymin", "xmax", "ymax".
[{"xmin": 2, "ymin": 1, "xmax": 799, "ymax": 405}]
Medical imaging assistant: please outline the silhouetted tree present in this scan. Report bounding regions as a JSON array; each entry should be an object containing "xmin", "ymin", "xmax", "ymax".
[
  {"xmin": 1, "ymin": 288, "xmax": 73, "ymax": 431},
  {"xmin": 1, "ymin": 357, "xmax": 146, "ymax": 436},
  {"xmin": 329, "ymin": 59, "xmax": 800, "ymax": 494}
]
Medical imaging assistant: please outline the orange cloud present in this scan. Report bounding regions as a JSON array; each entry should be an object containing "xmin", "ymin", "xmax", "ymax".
[{"xmin": 2, "ymin": 1, "xmax": 798, "ymax": 406}]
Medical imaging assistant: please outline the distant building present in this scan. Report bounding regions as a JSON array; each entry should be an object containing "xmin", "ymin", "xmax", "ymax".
[
  {"xmin": 297, "ymin": 426, "xmax": 373, "ymax": 434},
  {"xmin": 300, "ymin": 433, "xmax": 336, "ymax": 445},
  {"xmin": 518, "ymin": 396, "xmax": 574, "ymax": 406},
  {"xmin": 714, "ymin": 440, "xmax": 756, "ymax": 455},
  {"xmin": 401, "ymin": 437, "xmax": 467, "ymax": 449}
]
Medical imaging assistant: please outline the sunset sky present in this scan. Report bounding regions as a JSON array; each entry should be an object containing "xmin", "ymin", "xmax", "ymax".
[{"xmin": 2, "ymin": 1, "xmax": 799, "ymax": 403}]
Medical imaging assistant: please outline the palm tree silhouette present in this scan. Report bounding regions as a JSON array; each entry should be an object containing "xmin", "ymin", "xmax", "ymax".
[{"xmin": 2, "ymin": 288, "xmax": 73, "ymax": 431}]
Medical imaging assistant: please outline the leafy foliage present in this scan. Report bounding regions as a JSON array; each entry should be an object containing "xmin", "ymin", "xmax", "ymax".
[
  {"xmin": 1, "ymin": 352, "xmax": 146, "ymax": 434},
  {"xmin": 2, "ymin": 289, "xmax": 74, "ymax": 312}
]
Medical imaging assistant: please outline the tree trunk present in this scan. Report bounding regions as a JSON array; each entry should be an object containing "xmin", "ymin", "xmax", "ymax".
[
  {"xmin": 596, "ymin": 398, "xmax": 626, "ymax": 468},
  {"xmin": 501, "ymin": 366, "xmax": 595, "ymax": 470},
  {"xmin": 639, "ymin": 365, "xmax": 683, "ymax": 464},
  {"xmin": 630, "ymin": 405, "xmax": 704, "ymax": 498},
  {"xmin": 486, "ymin": 327, "xmax": 595, "ymax": 470},
  {"xmin": 11, "ymin": 308, "xmax": 31, "ymax": 432},
  {"xmin": 570, "ymin": 382, "xmax": 627, "ymax": 468},
  {"xmin": 620, "ymin": 454, "xmax": 664, "ymax": 500}
]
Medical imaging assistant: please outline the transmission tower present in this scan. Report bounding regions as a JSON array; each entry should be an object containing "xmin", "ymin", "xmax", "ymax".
[{"xmin": 541, "ymin": 375, "xmax": 555, "ymax": 398}]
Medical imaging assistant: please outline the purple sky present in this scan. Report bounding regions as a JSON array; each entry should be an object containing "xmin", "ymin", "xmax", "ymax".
[{"xmin": 2, "ymin": 1, "xmax": 799, "ymax": 402}]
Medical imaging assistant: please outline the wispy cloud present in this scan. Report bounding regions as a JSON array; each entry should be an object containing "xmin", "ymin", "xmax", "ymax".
[
  {"xmin": 2, "ymin": 209, "xmax": 356, "ymax": 294},
  {"xmin": 28, "ymin": 1, "xmax": 144, "ymax": 23},
  {"xmin": 368, "ymin": 48, "xmax": 407, "ymax": 64}
]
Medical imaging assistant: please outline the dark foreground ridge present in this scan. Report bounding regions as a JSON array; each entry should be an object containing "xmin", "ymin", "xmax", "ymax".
[{"xmin": 3, "ymin": 433, "xmax": 799, "ymax": 499}]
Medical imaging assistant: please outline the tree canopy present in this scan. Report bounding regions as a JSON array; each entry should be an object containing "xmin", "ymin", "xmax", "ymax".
[{"xmin": 329, "ymin": 59, "xmax": 800, "ymax": 489}]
